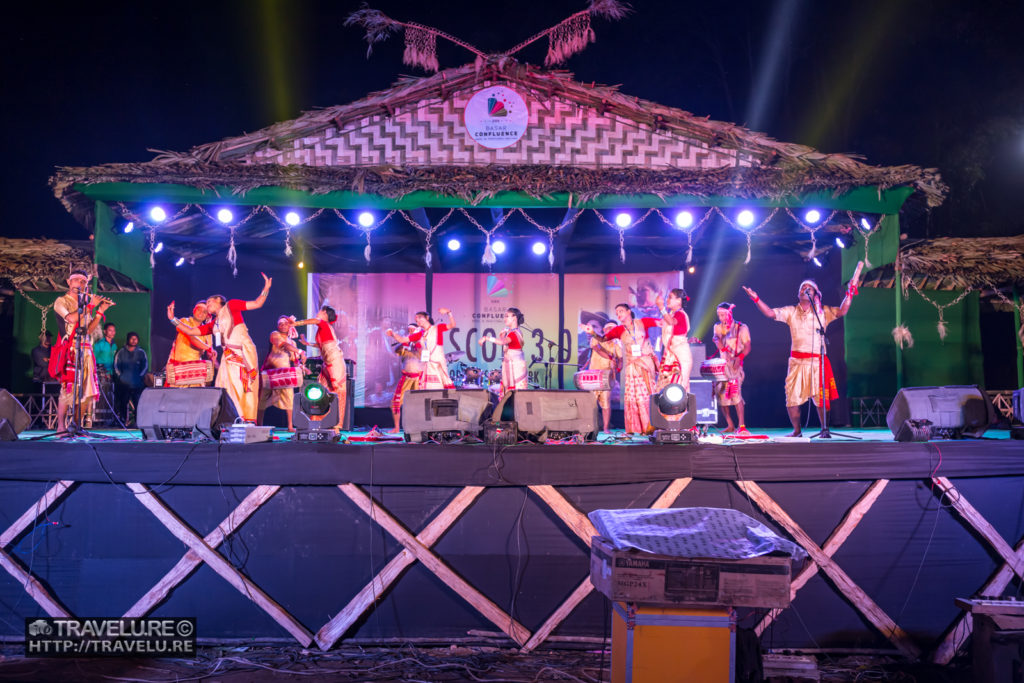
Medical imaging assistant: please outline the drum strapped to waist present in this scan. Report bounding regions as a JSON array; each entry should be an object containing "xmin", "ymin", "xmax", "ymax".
[
  {"xmin": 165, "ymin": 360, "xmax": 214, "ymax": 387},
  {"xmin": 700, "ymin": 358, "xmax": 728, "ymax": 381},
  {"xmin": 574, "ymin": 369, "xmax": 611, "ymax": 391},
  {"xmin": 262, "ymin": 366, "xmax": 303, "ymax": 389}
]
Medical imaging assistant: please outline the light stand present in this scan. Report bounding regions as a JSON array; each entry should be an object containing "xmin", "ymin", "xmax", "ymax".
[{"xmin": 809, "ymin": 293, "xmax": 859, "ymax": 441}]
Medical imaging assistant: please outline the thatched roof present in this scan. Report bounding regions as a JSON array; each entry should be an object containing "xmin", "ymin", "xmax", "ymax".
[
  {"xmin": 0, "ymin": 238, "xmax": 148, "ymax": 293},
  {"xmin": 51, "ymin": 59, "xmax": 946, "ymax": 229},
  {"xmin": 861, "ymin": 236, "xmax": 1024, "ymax": 295}
]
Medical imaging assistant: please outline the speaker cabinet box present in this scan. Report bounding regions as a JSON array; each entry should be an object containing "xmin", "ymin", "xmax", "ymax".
[
  {"xmin": 492, "ymin": 389, "xmax": 598, "ymax": 441},
  {"xmin": 402, "ymin": 389, "xmax": 491, "ymax": 443},
  {"xmin": 0, "ymin": 390, "xmax": 31, "ymax": 438},
  {"xmin": 886, "ymin": 385, "xmax": 995, "ymax": 439},
  {"xmin": 137, "ymin": 388, "xmax": 238, "ymax": 440}
]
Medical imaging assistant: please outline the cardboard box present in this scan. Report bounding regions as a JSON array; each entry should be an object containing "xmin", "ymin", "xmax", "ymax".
[{"xmin": 591, "ymin": 536, "xmax": 793, "ymax": 609}]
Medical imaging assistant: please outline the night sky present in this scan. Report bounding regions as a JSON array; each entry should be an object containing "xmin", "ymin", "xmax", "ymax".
[{"xmin": 3, "ymin": 0, "xmax": 1022, "ymax": 242}]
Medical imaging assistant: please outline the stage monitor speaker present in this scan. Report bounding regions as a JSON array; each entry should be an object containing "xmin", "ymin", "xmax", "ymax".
[
  {"xmin": 402, "ymin": 389, "xmax": 492, "ymax": 443},
  {"xmin": 0, "ymin": 389, "xmax": 31, "ymax": 440},
  {"xmin": 492, "ymin": 389, "xmax": 598, "ymax": 442},
  {"xmin": 886, "ymin": 385, "xmax": 995, "ymax": 441},
  {"xmin": 137, "ymin": 387, "xmax": 239, "ymax": 440},
  {"xmin": 689, "ymin": 379, "xmax": 718, "ymax": 425}
]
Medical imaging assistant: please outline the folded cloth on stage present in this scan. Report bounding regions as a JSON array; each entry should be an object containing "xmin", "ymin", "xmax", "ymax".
[{"xmin": 588, "ymin": 507, "xmax": 807, "ymax": 561}]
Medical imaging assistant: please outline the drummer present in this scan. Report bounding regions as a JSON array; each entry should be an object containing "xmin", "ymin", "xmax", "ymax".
[
  {"xmin": 258, "ymin": 315, "xmax": 305, "ymax": 431},
  {"xmin": 711, "ymin": 302, "xmax": 751, "ymax": 434},
  {"xmin": 586, "ymin": 322, "xmax": 621, "ymax": 433},
  {"xmin": 389, "ymin": 323, "xmax": 422, "ymax": 433}
]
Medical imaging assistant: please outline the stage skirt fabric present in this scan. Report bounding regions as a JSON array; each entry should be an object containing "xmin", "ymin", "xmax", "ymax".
[
  {"xmin": 623, "ymin": 355, "xmax": 657, "ymax": 434},
  {"xmin": 657, "ymin": 333, "xmax": 692, "ymax": 393},
  {"xmin": 217, "ymin": 323, "xmax": 259, "ymax": 422},
  {"xmin": 319, "ymin": 340, "xmax": 347, "ymax": 429},
  {"xmin": 500, "ymin": 349, "xmax": 528, "ymax": 397}
]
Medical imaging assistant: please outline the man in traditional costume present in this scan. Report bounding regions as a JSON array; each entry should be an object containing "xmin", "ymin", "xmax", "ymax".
[
  {"xmin": 167, "ymin": 273, "xmax": 271, "ymax": 422},
  {"xmin": 479, "ymin": 307, "xmax": 529, "ymax": 398},
  {"xmin": 655, "ymin": 288, "xmax": 692, "ymax": 393},
  {"xmin": 389, "ymin": 323, "xmax": 422, "ymax": 433},
  {"xmin": 296, "ymin": 306, "xmax": 347, "ymax": 432},
  {"xmin": 165, "ymin": 300, "xmax": 216, "ymax": 387},
  {"xmin": 583, "ymin": 304, "xmax": 660, "ymax": 435},
  {"xmin": 258, "ymin": 315, "xmax": 305, "ymax": 431},
  {"xmin": 53, "ymin": 270, "xmax": 114, "ymax": 431},
  {"xmin": 711, "ymin": 302, "xmax": 752, "ymax": 434},
  {"xmin": 388, "ymin": 308, "xmax": 456, "ymax": 390},
  {"xmin": 586, "ymin": 322, "xmax": 621, "ymax": 433},
  {"xmin": 743, "ymin": 279, "xmax": 855, "ymax": 436}
]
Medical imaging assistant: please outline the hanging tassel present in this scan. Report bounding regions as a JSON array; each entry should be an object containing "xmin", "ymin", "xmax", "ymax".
[
  {"xmin": 425, "ymin": 250, "xmax": 433, "ymax": 269},
  {"xmin": 545, "ymin": 13, "xmax": 595, "ymax": 66},
  {"xmin": 937, "ymin": 317, "xmax": 948, "ymax": 341},
  {"xmin": 744, "ymin": 235, "xmax": 752, "ymax": 265},
  {"xmin": 150, "ymin": 249, "xmax": 155, "ymax": 269},
  {"xmin": 403, "ymin": 26, "xmax": 439, "ymax": 72},
  {"xmin": 619, "ymin": 245, "xmax": 626, "ymax": 264},
  {"xmin": 548, "ymin": 249, "xmax": 555, "ymax": 269},
  {"xmin": 862, "ymin": 231, "xmax": 872, "ymax": 270},
  {"xmin": 284, "ymin": 231, "xmax": 293, "ymax": 256},
  {"xmin": 227, "ymin": 230, "xmax": 238, "ymax": 277},
  {"xmin": 364, "ymin": 243, "xmax": 372, "ymax": 263},
  {"xmin": 892, "ymin": 325, "xmax": 914, "ymax": 349},
  {"xmin": 482, "ymin": 239, "xmax": 496, "ymax": 265},
  {"xmin": 686, "ymin": 242, "xmax": 693, "ymax": 264}
]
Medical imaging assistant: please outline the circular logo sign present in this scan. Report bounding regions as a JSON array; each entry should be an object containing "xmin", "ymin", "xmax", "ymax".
[{"xmin": 464, "ymin": 86, "xmax": 528, "ymax": 149}]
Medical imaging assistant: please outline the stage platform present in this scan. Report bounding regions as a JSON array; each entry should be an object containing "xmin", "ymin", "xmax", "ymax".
[{"xmin": 1, "ymin": 427, "xmax": 1022, "ymax": 662}]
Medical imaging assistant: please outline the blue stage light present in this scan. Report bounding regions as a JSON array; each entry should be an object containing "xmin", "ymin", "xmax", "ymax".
[
  {"xmin": 154, "ymin": 241, "xmax": 164, "ymax": 253},
  {"xmin": 737, "ymin": 210, "xmax": 755, "ymax": 227},
  {"xmin": 174, "ymin": 257, "xmax": 185, "ymax": 267},
  {"xmin": 216, "ymin": 208, "xmax": 234, "ymax": 224},
  {"xmin": 532, "ymin": 241, "xmax": 547, "ymax": 255},
  {"xmin": 358, "ymin": 211, "xmax": 375, "ymax": 227},
  {"xmin": 812, "ymin": 256, "xmax": 823, "ymax": 267},
  {"xmin": 447, "ymin": 238, "xmax": 461, "ymax": 251},
  {"xmin": 149, "ymin": 207, "xmax": 167, "ymax": 223},
  {"xmin": 285, "ymin": 211, "xmax": 301, "ymax": 226},
  {"xmin": 861, "ymin": 217, "xmax": 872, "ymax": 231},
  {"xmin": 123, "ymin": 221, "xmax": 134, "ymax": 234},
  {"xmin": 492, "ymin": 240, "xmax": 506, "ymax": 255},
  {"xmin": 615, "ymin": 212, "xmax": 632, "ymax": 228},
  {"xmin": 804, "ymin": 209, "xmax": 821, "ymax": 224},
  {"xmin": 674, "ymin": 210, "xmax": 694, "ymax": 229}
]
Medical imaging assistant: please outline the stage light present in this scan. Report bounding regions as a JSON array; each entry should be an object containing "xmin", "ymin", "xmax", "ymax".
[
  {"xmin": 216, "ymin": 208, "xmax": 234, "ymax": 224},
  {"xmin": 492, "ymin": 240, "xmax": 506, "ymax": 255},
  {"xmin": 174, "ymin": 257, "xmax": 185, "ymax": 267},
  {"xmin": 660, "ymin": 383, "xmax": 686, "ymax": 411},
  {"xmin": 615, "ymin": 212, "xmax": 632, "ymax": 228},
  {"xmin": 304, "ymin": 383, "xmax": 325, "ymax": 402},
  {"xmin": 124, "ymin": 221, "xmax": 134, "ymax": 233},
  {"xmin": 154, "ymin": 241, "xmax": 164, "ymax": 253},
  {"xmin": 149, "ymin": 206, "xmax": 167, "ymax": 223},
  {"xmin": 294, "ymin": 379, "xmax": 339, "ymax": 439},
  {"xmin": 688, "ymin": 266, "xmax": 696, "ymax": 274},
  {"xmin": 675, "ymin": 210, "xmax": 694, "ymax": 229},
  {"xmin": 649, "ymin": 382, "xmax": 697, "ymax": 443},
  {"xmin": 532, "ymin": 241, "xmax": 547, "ymax": 255},
  {"xmin": 861, "ymin": 217, "xmax": 871, "ymax": 231},
  {"xmin": 447, "ymin": 238, "xmax": 461, "ymax": 251},
  {"xmin": 297, "ymin": 261, "xmax": 305, "ymax": 269},
  {"xmin": 285, "ymin": 211, "xmax": 301, "ymax": 226},
  {"xmin": 835, "ymin": 234, "xmax": 854, "ymax": 249},
  {"xmin": 812, "ymin": 256, "xmax": 823, "ymax": 267},
  {"xmin": 736, "ymin": 210, "xmax": 755, "ymax": 228},
  {"xmin": 804, "ymin": 209, "xmax": 821, "ymax": 224},
  {"xmin": 358, "ymin": 211, "xmax": 375, "ymax": 227}
]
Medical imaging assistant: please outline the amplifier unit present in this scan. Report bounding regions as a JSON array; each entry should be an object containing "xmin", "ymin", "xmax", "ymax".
[
  {"xmin": 402, "ymin": 389, "xmax": 491, "ymax": 443},
  {"xmin": 491, "ymin": 389, "xmax": 598, "ymax": 442}
]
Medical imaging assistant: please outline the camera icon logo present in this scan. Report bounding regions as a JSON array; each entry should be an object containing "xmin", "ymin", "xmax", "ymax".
[{"xmin": 28, "ymin": 619, "xmax": 52, "ymax": 636}]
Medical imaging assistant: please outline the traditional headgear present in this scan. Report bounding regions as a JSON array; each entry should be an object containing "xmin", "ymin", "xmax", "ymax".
[{"xmin": 277, "ymin": 315, "xmax": 299, "ymax": 338}]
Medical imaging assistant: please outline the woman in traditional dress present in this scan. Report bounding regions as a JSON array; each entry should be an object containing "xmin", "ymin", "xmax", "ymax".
[
  {"xmin": 295, "ymin": 306, "xmax": 347, "ymax": 431},
  {"xmin": 583, "ymin": 304, "xmax": 660, "ymax": 434},
  {"xmin": 257, "ymin": 316, "xmax": 305, "ymax": 431},
  {"xmin": 166, "ymin": 273, "xmax": 270, "ymax": 422},
  {"xmin": 479, "ymin": 307, "xmax": 529, "ymax": 398},
  {"xmin": 655, "ymin": 288, "xmax": 693, "ymax": 393},
  {"xmin": 387, "ymin": 308, "xmax": 455, "ymax": 390},
  {"xmin": 389, "ymin": 324, "xmax": 423, "ymax": 433}
]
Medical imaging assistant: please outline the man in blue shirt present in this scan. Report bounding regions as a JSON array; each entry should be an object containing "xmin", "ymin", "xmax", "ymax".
[
  {"xmin": 114, "ymin": 331, "xmax": 148, "ymax": 427},
  {"xmin": 94, "ymin": 322, "xmax": 117, "ymax": 377}
]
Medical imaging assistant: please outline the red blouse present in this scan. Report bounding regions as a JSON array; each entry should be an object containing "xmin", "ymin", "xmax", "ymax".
[
  {"xmin": 506, "ymin": 329, "xmax": 523, "ymax": 350},
  {"xmin": 667, "ymin": 310, "xmax": 689, "ymax": 336},
  {"xmin": 408, "ymin": 323, "xmax": 448, "ymax": 346},
  {"xmin": 604, "ymin": 317, "xmax": 659, "ymax": 340},
  {"xmin": 315, "ymin": 319, "xmax": 336, "ymax": 345},
  {"xmin": 196, "ymin": 299, "xmax": 246, "ymax": 335}
]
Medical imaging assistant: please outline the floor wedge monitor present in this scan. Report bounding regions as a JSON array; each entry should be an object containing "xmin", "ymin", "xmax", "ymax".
[
  {"xmin": 402, "ymin": 389, "xmax": 492, "ymax": 443},
  {"xmin": 886, "ymin": 385, "xmax": 995, "ymax": 441},
  {"xmin": 137, "ymin": 387, "xmax": 239, "ymax": 441},
  {"xmin": 492, "ymin": 389, "xmax": 598, "ymax": 442}
]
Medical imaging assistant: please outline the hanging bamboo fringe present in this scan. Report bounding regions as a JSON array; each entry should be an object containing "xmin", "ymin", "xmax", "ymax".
[
  {"xmin": 545, "ymin": 13, "xmax": 595, "ymax": 66},
  {"xmin": 404, "ymin": 26, "xmax": 439, "ymax": 73}
]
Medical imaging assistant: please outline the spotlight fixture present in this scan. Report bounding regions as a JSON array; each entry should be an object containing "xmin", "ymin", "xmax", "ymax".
[
  {"xmin": 294, "ymin": 379, "xmax": 340, "ymax": 441},
  {"xmin": 285, "ymin": 211, "xmax": 301, "ymax": 226},
  {"xmin": 674, "ymin": 210, "xmax": 694, "ymax": 229},
  {"xmin": 804, "ymin": 209, "xmax": 822, "ymax": 224},
  {"xmin": 532, "ymin": 241, "xmax": 547, "ymax": 255},
  {"xmin": 358, "ymin": 211, "xmax": 375, "ymax": 227},
  {"xmin": 123, "ymin": 221, "xmax": 134, "ymax": 234},
  {"xmin": 297, "ymin": 261, "xmax": 305, "ymax": 269},
  {"xmin": 812, "ymin": 256, "xmax": 823, "ymax": 267},
  {"xmin": 687, "ymin": 266, "xmax": 696, "ymax": 274},
  {"xmin": 216, "ymin": 208, "xmax": 234, "ymax": 224},
  {"xmin": 835, "ymin": 234, "xmax": 855, "ymax": 249},
  {"xmin": 149, "ymin": 206, "xmax": 167, "ymax": 223},
  {"xmin": 860, "ymin": 217, "xmax": 872, "ymax": 231},
  {"xmin": 174, "ymin": 257, "xmax": 185, "ymax": 267},
  {"xmin": 112, "ymin": 218, "xmax": 134, "ymax": 234},
  {"xmin": 492, "ymin": 240, "xmax": 506, "ymax": 255},
  {"xmin": 736, "ymin": 210, "xmax": 755, "ymax": 228},
  {"xmin": 657, "ymin": 384, "xmax": 688, "ymax": 414},
  {"xmin": 154, "ymin": 241, "xmax": 164, "ymax": 253},
  {"xmin": 615, "ymin": 212, "xmax": 632, "ymax": 228},
  {"xmin": 447, "ymin": 238, "xmax": 461, "ymax": 251},
  {"xmin": 648, "ymin": 382, "xmax": 697, "ymax": 444}
]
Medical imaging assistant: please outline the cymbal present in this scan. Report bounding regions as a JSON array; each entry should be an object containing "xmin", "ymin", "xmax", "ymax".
[{"xmin": 445, "ymin": 350, "xmax": 466, "ymax": 363}]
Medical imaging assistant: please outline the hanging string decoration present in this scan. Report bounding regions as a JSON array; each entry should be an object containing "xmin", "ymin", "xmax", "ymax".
[
  {"xmin": 344, "ymin": 9, "xmax": 485, "ymax": 73},
  {"xmin": 12, "ymin": 284, "xmax": 53, "ymax": 337},
  {"xmin": 516, "ymin": 208, "xmax": 580, "ymax": 270},
  {"xmin": 592, "ymin": 209, "xmax": 655, "ymax": 263},
  {"xmin": 891, "ymin": 325, "xmax": 914, "ymax": 349},
  {"xmin": 264, "ymin": 207, "xmax": 326, "ymax": 256},
  {"xmin": 334, "ymin": 210, "xmax": 396, "ymax": 263},
  {"xmin": 981, "ymin": 281, "xmax": 1024, "ymax": 345},
  {"xmin": 501, "ymin": 0, "xmax": 630, "ymax": 66},
  {"xmin": 457, "ymin": 208, "xmax": 514, "ymax": 266},
  {"xmin": 904, "ymin": 276, "xmax": 974, "ymax": 342},
  {"xmin": 398, "ymin": 208, "xmax": 456, "ymax": 269},
  {"xmin": 115, "ymin": 201, "xmax": 194, "ymax": 269},
  {"xmin": 714, "ymin": 207, "xmax": 779, "ymax": 264},
  {"xmin": 848, "ymin": 211, "xmax": 883, "ymax": 270},
  {"xmin": 785, "ymin": 209, "xmax": 836, "ymax": 260},
  {"xmin": 194, "ymin": 205, "xmax": 262, "ymax": 277},
  {"xmin": 653, "ymin": 208, "xmax": 715, "ymax": 264}
]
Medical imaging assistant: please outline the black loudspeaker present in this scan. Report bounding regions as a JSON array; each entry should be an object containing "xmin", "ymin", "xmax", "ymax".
[
  {"xmin": 137, "ymin": 388, "xmax": 239, "ymax": 440},
  {"xmin": 492, "ymin": 389, "xmax": 598, "ymax": 442},
  {"xmin": 886, "ymin": 385, "xmax": 995, "ymax": 441},
  {"xmin": 402, "ymin": 389, "xmax": 492, "ymax": 443},
  {"xmin": 0, "ymin": 389, "xmax": 31, "ymax": 440}
]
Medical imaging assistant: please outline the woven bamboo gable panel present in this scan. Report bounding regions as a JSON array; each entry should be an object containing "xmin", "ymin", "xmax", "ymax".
[{"xmin": 249, "ymin": 95, "xmax": 754, "ymax": 170}]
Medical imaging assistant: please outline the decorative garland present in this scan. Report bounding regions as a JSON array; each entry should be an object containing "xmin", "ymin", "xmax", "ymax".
[
  {"xmin": 785, "ymin": 209, "xmax": 837, "ymax": 260},
  {"xmin": 592, "ymin": 209, "xmax": 655, "ymax": 263},
  {"xmin": 514, "ymin": 208, "xmax": 580, "ymax": 270},
  {"xmin": 397, "ymin": 208, "xmax": 456, "ymax": 269},
  {"xmin": 264, "ymin": 207, "xmax": 327, "ymax": 256},
  {"xmin": 653, "ymin": 208, "xmax": 715, "ymax": 263},
  {"xmin": 12, "ymin": 284, "xmax": 53, "ymax": 337},
  {"xmin": 848, "ymin": 211, "xmax": 884, "ymax": 270},
  {"xmin": 457, "ymin": 208, "xmax": 514, "ymax": 266},
  {"xmin": 333, "ymin": 209, "xmax": 396, "ymax": 263},
  {"xmin": 713, "ymin": 207, "xmax": 779, "ymax": 264},
  {"xmin": 904, "ymin": 276, "xmax": 974, "ymax": 342}
]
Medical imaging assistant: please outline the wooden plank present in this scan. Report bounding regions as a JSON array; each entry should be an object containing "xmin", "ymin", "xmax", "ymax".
[
  {"xmin": 314, "ymin": 486, "xmax": 485, "ymax": 650},
  {"xmin": 649, "ymin": 477, "xmax": 693, "ymax": 509},
  {"xmin": 735, "ymin": 480, "xmax": 921, "ymax": 659},
  {"xmin": 126, "ymin": 483, "xmax": 313, "ymax": 647},
  {"xmin": 0, "ymin": 551, "xmax": 72, "ymax": 618},
  {"xmin": 756, "ymin": 479, "xmax": 889, "ymax": 636},
  {"xmin": 932, "ymin": 477, "xmax": 1024, "ymax": 577},
  {"xmin": 529, "ymin": 485, "xmax": 598, "ymax": 546},
  {"xmin": 123, "ymin": 485, "xmax": 280, "ymax": 618},
  {"xmin": 337, "ymin": 483, "xmax": 531, "ymax": 646},
  {"xmin": 521, "ymin": 575, "xmax": 594, "ymax": 653},
  {"xmin": 0, "ymin": 481, "xmax": 76, "ymax": 547}
]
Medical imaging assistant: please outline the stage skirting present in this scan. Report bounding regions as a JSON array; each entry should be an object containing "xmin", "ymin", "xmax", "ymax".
[{"xmin": 1, "ymin": 436, "xmax": 1022, "ymax": 663}]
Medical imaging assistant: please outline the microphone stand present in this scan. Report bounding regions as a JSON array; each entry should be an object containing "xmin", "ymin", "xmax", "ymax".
[
  {"xmin": 809, "ymin": 292, "xmax": 859, "ymax": 440},
  {"xmin": 522, "ymin": 324, "xmax": 566, "ymax": 389}
]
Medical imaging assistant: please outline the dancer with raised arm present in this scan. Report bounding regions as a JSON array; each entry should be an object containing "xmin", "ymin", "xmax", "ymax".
[
  {"xmin": 388, "ymin": 324, "xmax": 423, "ymax": 433},
  {"xmin": 478, "ymin": 307, "xmax": 528, "ymax": 397},
  {"xmin": 743, "ymin": 278, "xmax": 856, "ymax": 436},
  {"xmin": 583, "ymin": 304, "xmax": 659, "ymax": 435},
  {"xmin": 295, "ymin": 306, "xmax": 347, "ymax": 431},
  {"xmin": 258, "ymin": 316, "xmax": 305, "ymax": 431},
  {"xmin": 165, "ymin": 300, "xmax": 216, "ymax": 387},
  {"xmin": 712, "ymin": 302, "xmax": 752, "ymax": 434},
  {"xmin": 167, "ymin": 273, "xmax": 271, "ymax": 422},
  {"xmin": 655, "ymin": 288, "xmax": 692, "ymax": 393},
  {"xmin": 388, "ymin": 308, "xmax": 456, "ymax": 390}
]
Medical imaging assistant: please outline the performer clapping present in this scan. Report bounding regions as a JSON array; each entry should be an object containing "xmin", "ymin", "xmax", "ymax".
[
  {"xmin": 389, "ymin": 324, "xmax": 422, "ymax": 433},
  {"xmin": 655, "ymin": 288, "xmax": 692, "ymax": 393},
  {"xmin": 712, "ymin": 302, "xmax": 751, "ymax": 434},
  {"xmin": 743, "ymin": 278, "xmax": 856, "ymax": 436},
  {"xmin": 387, "ymin": 308, "xmax": 456, "ymax": 390},
  {"xmin": 167, "ymin": 273, "xmax": 270, "ymax": 422},
  {"xmin": 257, "ymin": 316, "xmax": 305, "ymax": 431},
  {"xmin": 478, "ymin": 307, "xmax": 528, "ymax": 397},
  {"xmin": 583, "ymin": 304, "xmax": 659, "ymax": 435},
  {"xmin": 295, "ymin": 306, "xmax": 347, "ymax": 431}
]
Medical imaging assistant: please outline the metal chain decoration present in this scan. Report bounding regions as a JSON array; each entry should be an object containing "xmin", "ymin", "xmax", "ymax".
[
  {"xmin": 714, "ymin": 207, "xmax": 779, "ymax": 264},
  {"xmin": 264, "ymin": 207, "xmax": 327, "ymax": 256},
  {"xmin": 515, "ymin": 208, "xmax": 579, "ymax": 270},
  {"xmin": 981, "ymin": 281, "xmax": 1024, "ymax": 345},
  {"xmin": 592, "ymin": 209, "xmax": 655, "ymax": 263},
  {"xmin": 848, "ymin": 211, "xmax": 884, "ymax": 270},
  {"xmin": 904, "ymin": 276, "xmax": 975, "ymax": 341},
  {"xmin": 652, "ymin": 208, "xmax": 715, "ymax": 263},
  {"xmin": 333, "ymin": 210, "xmax": 396, "ymax": 263},
  {"xmin": 785, "ymin": 209, "xmax": 837, "ymax": 260},
  {"xmin": 193, "ymin": 205, "xmax": 264, "ymax": 276},
  {"xmin": 11, "ymin": 284, "xmax": 53, "ymax": 337},
  {"xmin": 457, "ymin": 208, "xmax": 514, "ymax": 267},
  {"xmin": 397, "ymin": 208, "xmax": 456, "ymax": 269}
]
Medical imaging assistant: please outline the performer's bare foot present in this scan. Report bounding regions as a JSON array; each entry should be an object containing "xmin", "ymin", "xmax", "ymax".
[
  {"xmin": 389, "ymin": 427, "xmax": 401, "ymax": 434},
  {"xmin": 723, "ymin": 424, "xmax": 736, "ymax": 433},
  {"xmin": 788, "ymin": 429, "xmax": 802, "ymax": 437}
]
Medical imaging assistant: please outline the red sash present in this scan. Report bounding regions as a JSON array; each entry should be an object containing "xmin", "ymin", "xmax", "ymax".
[{"xmin": 791, "ymin": 351, "xmax": 838, "ymax": 407}]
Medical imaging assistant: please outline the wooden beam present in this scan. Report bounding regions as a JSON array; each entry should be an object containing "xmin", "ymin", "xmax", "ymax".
[
  {"xmin": 127, "ymin": 483, "xmax": 313, "ymax": 647},
  {"xmin": 649, "ymin": 477, "xmax": 693, "ymax": 509},
  {"xmin": 123, "ymin": 485, "xmax": 280, "ymax": 618},
  {"xmin": 314, "ymin": 486, "xmax": 484, "ymax": 650},
  {"xmin": 932, "ymin": 477, "xmax": 1024, "ymax": 578},
  {"xmin": 337, "ymin": 483, "xmax": 531, "ymax": 646},
  {"xmin": 735, "ymin": 480, "xmax": 921, "ymax": 659}
]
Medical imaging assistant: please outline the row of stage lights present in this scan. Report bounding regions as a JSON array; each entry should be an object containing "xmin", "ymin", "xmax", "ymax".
[{"xmin": 124, "ymin": 205, "xmax": 866, "ymax": 267}]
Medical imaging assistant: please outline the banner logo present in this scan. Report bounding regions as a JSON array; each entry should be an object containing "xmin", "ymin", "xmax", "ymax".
[
  {"xmin": 486, "ymin": 275, "xmax": 510, "ymax": 298},
  {"xmin": 464, "ymin": 86, "xmax": 528, "ymax": 149}
]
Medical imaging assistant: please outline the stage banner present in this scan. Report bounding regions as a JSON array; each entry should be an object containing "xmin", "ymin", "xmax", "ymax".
[
  {"xmin": 431, "ymin": 273, "xmax": 567, "ymax": 389},
  {"xmin": 309, "ymin": 273, "xmax": 427, "ymax": 408}
]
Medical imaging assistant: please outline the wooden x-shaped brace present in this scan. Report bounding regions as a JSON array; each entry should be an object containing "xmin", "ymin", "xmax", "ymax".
[
  {"xmin": 735, "ymin": 480, "xmax": 921, "ymax": 659},
  {"xmin": 929, "ymin": 476, "xmax": 1024, "ymax": 665}
]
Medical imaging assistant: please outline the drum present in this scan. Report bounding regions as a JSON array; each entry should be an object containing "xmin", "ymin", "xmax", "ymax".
[
  {"xmin": 488, "ymin": 369, "xmax": 502, "ymax": 386},
  {"xmin": 165, "ymin": 360, "xmax": 214, "ymax": 387},
  {"xmin": 461, "ymin": 367, "xmax": 482, "ymax": 387},
  {"xmin": 700, "ymin": 358, "xmax": 728, "ymax": 381},
  {"xmin": 262, "ymin": 366, "xmax": 303, "ymax": 390},
  {"xmin": 573, "ymin": 369, "xmax": 611, "ymax": 391}
]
